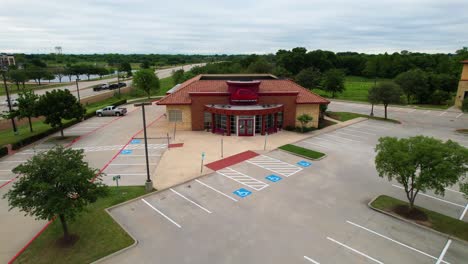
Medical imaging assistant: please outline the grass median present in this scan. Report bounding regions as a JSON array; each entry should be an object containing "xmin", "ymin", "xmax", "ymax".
[
  {"xmin": 279, "ymin": 144, "xmax": 325, "ymax": 159},
  {"xmin": 371, "ymin": 195, "xmax": 468, "ymax": 242},
  {"xmin": 326, "ymin": 111, "xmax": 401, "ymax": 124},
  {"xmin": 15, "ymin": 186, "xmax": 148, "ymax": 264}
]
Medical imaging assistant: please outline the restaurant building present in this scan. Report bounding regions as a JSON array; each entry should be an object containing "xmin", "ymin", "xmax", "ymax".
[{"xmin": 157, "ymin": 74, "xmax": 329, "ymax": 136}]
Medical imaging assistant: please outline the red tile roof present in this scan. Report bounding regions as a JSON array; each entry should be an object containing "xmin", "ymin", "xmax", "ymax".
[{"xmin": 157, "ymin": 75, "xmax": 329, "ymax": 105}]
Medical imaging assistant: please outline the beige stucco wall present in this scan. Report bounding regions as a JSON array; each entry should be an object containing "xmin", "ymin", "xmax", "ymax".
[
  {"xmin": 166, "ymin": 105, "xmax": 192, "ymax": 130},
  {"xmin": 295, "ymin": 104, "xmax": 320, "ymax": 128},
  {"xmin": 455, "ymin": 64, "xmax": 468, "ymax": 108}
]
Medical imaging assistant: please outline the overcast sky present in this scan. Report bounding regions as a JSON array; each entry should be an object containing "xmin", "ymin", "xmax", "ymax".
[{"xmin": 1, "ymin": 0, "xmax": 467, "ymax": 54}]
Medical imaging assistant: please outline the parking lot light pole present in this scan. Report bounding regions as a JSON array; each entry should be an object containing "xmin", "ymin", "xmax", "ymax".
[
  {"xmin": 135, "ymin": 102, "xmax": 153, "ymax": 192},
  {"xmin": 75, "ymin": 78, "xmax": 81, "ymax": 102},
  {"xmin": 1, "ymin": 67, "xmax": 18, "ymax": 135}
]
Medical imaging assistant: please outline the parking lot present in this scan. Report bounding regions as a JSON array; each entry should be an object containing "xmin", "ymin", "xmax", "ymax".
[{"xmin": 103, "ymin": 119, "xmax": 467, "ymax": 264}]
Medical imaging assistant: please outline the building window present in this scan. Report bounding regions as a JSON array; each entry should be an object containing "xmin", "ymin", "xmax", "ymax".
[
  {"xmin": 266, "ymin": 114, "xmax": 274, "ymax": 129},
  {"xmin": 230, "ymin": 115, "xmax": 236, "ymax": 134},
  {"xmin": 255, "ymin": 115, "xmax": 262, "ymax": 134},
  {"xmin": 215, "ymin": 114, "xmax": 227, "ymax": 133},
  {"xmin": 277, "ymin": 112, "xmax": 283, "ymax": 128},
  {"xmin": 168, "ymin": 110, "xmax": 182, "ymax": 122}
]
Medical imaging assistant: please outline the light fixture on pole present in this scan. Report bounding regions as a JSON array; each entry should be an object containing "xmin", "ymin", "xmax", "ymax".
[
  {"xmin": 75, "ymin": 78, "xmax": 81, "ymax": 102},
  {"xmin": 134, "ymin": 102, "xmax": 153, "ymax": 192}
]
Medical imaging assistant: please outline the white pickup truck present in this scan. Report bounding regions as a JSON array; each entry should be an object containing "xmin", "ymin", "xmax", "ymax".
[{"xmin": 96, "ymin": 105, "xmax": 127, "ymax": 117}]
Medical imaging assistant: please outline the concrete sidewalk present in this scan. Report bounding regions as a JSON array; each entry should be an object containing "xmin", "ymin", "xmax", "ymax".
[{"xmin": 149, "ymin": 118, "xmax": 366, "ymax": 190}]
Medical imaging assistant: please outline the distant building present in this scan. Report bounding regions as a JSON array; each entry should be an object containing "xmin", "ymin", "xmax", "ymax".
[
  {"xmin": 0, "ymin": 53, "xmax": 15, "ymax": 68},
  {"xmin": 157, "ymin": 74, "xmax": 329, "ymax": 136},
  {"xmin": 455, "ymin": 60, "xmax": 468, "ymax": 108}
]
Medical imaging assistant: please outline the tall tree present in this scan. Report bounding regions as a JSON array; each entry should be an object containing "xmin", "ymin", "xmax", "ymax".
[
  {"xmin": 52, "ymin": 67, "xmax": 66, "ymax": 83},
  {"xmin": 375, "ymin": 136, "xmax": 468, "ymax": 211},
  {"xmin": 321, "ymin": 69, "xmax": 345, "ymax": 97},
  {"xmin": 26, "ymin": 66, "xmax": 48, "ymax": 85},
  {"xmin": 13, "ymin": 90, "xmax": 39, "ymax": 132},
  {"xmin": 119, "ymin": 62, "xmax": 132, "ymax": 77},
  {"xmin": 172, "ymin": 69, "xmax": 185, "ymax": 84},
  {"xmin": 36, "ymin": 89, "xmax": 85, "ymax": 137},
  {"xmin": 8, "ymin": 69, "xmax": 28, "ymax": 91},
  {"xmin": 246, "ymin": 58, "xmax": 273, "ymax": 73},
  {"xmin": 133, "ymin": 69, "xmax": 160, "ymax": 99},
  {"xmin": 394, "ymin": 69, "xmax": 429, "ymax": 104},
  {"xmin": 368, "ymin": 81, "xmax": 402, "ymax": 119},
  {"xmin": 368, "ymin": 85, "xmax": 380, "ymax": 116},
  {"xmin": 3, "ymin": 146, "xmax": 108, "ymax": 242},
  {"xmin": 295, "ymin": 67, "xmax": 322, "ymax": 89}
]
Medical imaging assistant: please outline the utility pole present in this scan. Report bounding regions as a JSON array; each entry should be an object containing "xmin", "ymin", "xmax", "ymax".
[
  {"xmin": 75, "ymin": 78, "xmax": 81, "ymax": 102},
  {"xmin": 1, "ymin": 64, "xmax": 18, "ymax": 135},
  {"xmin": 117, "ymin": 69, "xmax": 121, "ymax": 97},
  {"xmin": 134, "ymin": 102, "xmax": 153, "ymax": 192}
]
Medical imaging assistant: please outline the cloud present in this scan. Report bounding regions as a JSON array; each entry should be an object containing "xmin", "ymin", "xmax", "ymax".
[{"xmin": 0, "ymin": 0, "xmax": 467, "ymax": 54}]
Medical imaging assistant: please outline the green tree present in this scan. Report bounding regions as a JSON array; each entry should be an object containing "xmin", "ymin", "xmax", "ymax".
[
  {"xmin": 246, "ymin": 58, "xmax": 273, "ymax": 73},
  {"xmin": 172, "ymin": 69, "xmax": 185, "ymax": 84},
  {"xmin": 52, "ymin": 67, "xmax": 66, "ymax": 83},
  {"xmin": 321, "ymin": 69, "xmax": 345, "ymax": 97},
  {"xmin": 36, "ymin": 89, "xmax": 85, "ymax": 137},
  {"xmin": 368, "ymin": 85, "xmax": 380, "ymax": 117},
  {"xmin": 395, "ymin": 69, "xmax": 429, "ymax": 104},
  {"xmin": 369, "ymin": 81, "xmax": 402, "ymax": 119},
  {"xmin": 95, "ymin": 67, "xmax": 109, "ymax": 79},
  {"xmin": 26, "ymin": 66, "xmax": 48, "ymax": 85},
  {"xmin": 13, "ymin": 90, "xmax": 39, "ymax": 132},
  {"xmin": 141, "ymin": 60, "xmax": 151, "ymax": 69},
  {"xmin": 295, "ymin": 67, "xmax": 321, "ymax": 89},
  {"xmin": 133, "ymin": 69, "xmax": 160, "ymax": 99},
  {"xmin": 8, "ymin": 69, "xmax": 28, "ymax": 91},
  {"xmin": 119, "ymin": 62, "xmax": 132, "ymax": 77},
  {"xmin": 375, "ymin": 136, "xmax": 468, "ymax": 211},
  {"xmin": 297, "ymin": 114, "xmax": 313, "ymax": 133},
  {"xmin": 3, "ymin": 146, "xmax": 108, "ymax": 241}
]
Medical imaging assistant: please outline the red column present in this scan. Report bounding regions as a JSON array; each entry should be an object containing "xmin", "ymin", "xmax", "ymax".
[
  {"xmin": 274, "ymin": 113, "xmax": 278, "ymax": 132},
  {"xmin": 211, "ymin": 113, "xmax": 215, "ymax": 133},
  {"xmin": 261, "ymin": 115, "xmax": 266, "ymax": 135},
  {"xmin": 226, "ymin": 115, "xmax": 231, "ymax": 136}
]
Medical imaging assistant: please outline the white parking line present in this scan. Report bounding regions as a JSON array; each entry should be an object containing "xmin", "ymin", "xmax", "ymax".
[
  {"xmin": 108, "ymin": 163, "xmax": 158, "ymax": 166},
  {"xmin": 314, "ymin": 137, "xmax": 342, "ymax": 144},
  {"xmin": 0, "ymin": 170, "xmax": 12, "ymax": 172},
  {"xmin": 460, "ymin": 203, "xmax": 468, "ymax": 219},
  {"xmin": 347, "ymin": 221, "xmax": 449, "ymax": 263},
  {"xmin": 326, "ymin": 237, "xmax": 383, "ymax": 264},
  {"xmin": 455, "ymin": 113, "xmax": 463, "ymax": 118},
  {"xmin": 195, "ymin": 179, "xmax": 238, "ymax": 202},
  {"xmin": 324, "ymin": 134, "xmax": 361, "ymax": 142},
  {"xmin": 435, "ymin": 240, "xmax": 452, "ymax": 264},
  {"xmin": 0, "ymin": 179, "xmax": 11, "ymax": 182},
  {"xmin": 335, "ymin": 131, "xmax": 368, "ymax": 139},
  {"xmin": 438, "ymin": 111, "xmax": 447, "ymax": 116},
  {"xmin": 107, "ymin": 173, "xmax": 146, "ymax": 176},
  {"xmin": 408, "ymin": 109, "xmax": 416, "ymax": 113},
  {"xmin": 0, "ymin": 161, "xmax": 24, "ymax": 163},
  {"xmin": 247, "ymin": 155, "xmax": 302, "ymax": 177},
  {"xmin": 445, "ymin": 188, "xmax": 464, "ymax": 195},
  {"xmin": 141, "ymin": 198, "xmax": 181, "ymax": 228},
  {"xmin": 116, "ymin": 154, "xmax": 161, "ymax": 157},
  {"xmin": 343, "ymin": 127, "xmax": 377, "ymax": 136},
  {"xmin": 302, "ymin": 141, "xmax": 330, "ymax": 149},
  {"xmin": 303, "ymin": 256, "xmax": 320, "ymax": 263},
  {"xmin": 170, "ymin": 188, "xmax": 212, "ymax": 214},
  {"xmin": 218, "ymin": 167, "xmax": 269, "ymax": 191},
  {"xmin": 424, "ymin": 110, "xmax": 431, "ymax": 114},
  {"xmin": 392, "ymin": 185, "xmax": 464, "ymax": 208}
]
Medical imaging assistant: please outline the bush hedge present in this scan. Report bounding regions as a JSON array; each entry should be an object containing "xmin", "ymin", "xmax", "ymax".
[{"xmin": 0, "ymin": 145, "xmax": 8, "ymax": 159}]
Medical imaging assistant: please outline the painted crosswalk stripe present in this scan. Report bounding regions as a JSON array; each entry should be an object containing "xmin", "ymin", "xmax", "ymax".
[
  {"xmin": 217, "ymin": 167, "xmax": 269, "ymax": 191},
  {"xmin": 246, "ymin": 155, "xmax": 302, "ymax": 177}
]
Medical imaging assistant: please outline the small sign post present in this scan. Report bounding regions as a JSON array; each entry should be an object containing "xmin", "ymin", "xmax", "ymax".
[
  {"xmin": 112, "ymin": 175, "xmax": 121, "ymax": 188},
  {"xmin": 201, "ymin": 152, "xmax": 205, "ymax": 173},
  {"xmin": 221, "ymin": 138, "xmax": 223, "ymax": 158}
]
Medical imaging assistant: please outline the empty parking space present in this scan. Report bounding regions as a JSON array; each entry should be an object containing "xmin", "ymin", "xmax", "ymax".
[{"xmin": 246, "ymin": 155, "xmax": 303, "ymax": 177}]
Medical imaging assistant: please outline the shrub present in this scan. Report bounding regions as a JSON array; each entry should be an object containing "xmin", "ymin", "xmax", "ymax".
[
  {"xmin": 0, "ymin": 145, "xmax": 8, "ymax": 158},
  {"xmin": 462, "ymin": 99, "xmax": 468, "ymax": 113}
]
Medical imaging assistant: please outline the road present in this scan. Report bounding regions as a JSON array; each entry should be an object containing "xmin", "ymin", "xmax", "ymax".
[{"xmin": 0, "ymin": 63, "xmax": 205, "ymax": 113}]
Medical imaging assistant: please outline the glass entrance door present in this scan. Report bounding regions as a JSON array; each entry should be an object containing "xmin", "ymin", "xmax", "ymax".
[{"xmin": 238, "ymin": 119, "xmax": 254, "ymax": 136}]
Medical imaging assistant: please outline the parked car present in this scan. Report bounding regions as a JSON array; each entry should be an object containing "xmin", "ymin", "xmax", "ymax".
[
  {"xmin": 108, "ymin": 83, "xmax": 119, "ymax": 90},
  {"xmin": 96, "ymin": 105, "xmax": 127, "ymax": 117},
  {"xmin": 118, "ymin": 82, "xmax": 127, "ymax": 88},
  {"xmin": 93, "ymin": 83, "xmax": 109, "ymax": 91},
  {"xmin": 1, "ymin": 98, "xmax": 19, "ymax": 106}
]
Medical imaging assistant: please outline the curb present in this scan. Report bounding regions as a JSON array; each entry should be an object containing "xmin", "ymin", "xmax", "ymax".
[
  {"xmin": 330, "ymin": 99, "xmax": 453, "ymax": 112},
  {"xmin": 368, "ymin": 196, "xmax": 468, "ymax": 246},
  {"xmin": 277, "ymin": 148, "xmax": 327, "ymax": 161}
]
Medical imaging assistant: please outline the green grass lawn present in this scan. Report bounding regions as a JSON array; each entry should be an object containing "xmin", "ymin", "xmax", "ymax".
[
  {"xmin": 371, "ymin": 195, "xmax": 468, "ymax": 242},
  {"xmin": 326, "ymin": 111, "xmax": 401, "ymax": 124},
  {"xmin": 15, "ymin": 186, "xmax": 148, "ymax": 264},
  {"xmin": 279, "ymin": 144, "xmax": 325, "ymax": 159}
]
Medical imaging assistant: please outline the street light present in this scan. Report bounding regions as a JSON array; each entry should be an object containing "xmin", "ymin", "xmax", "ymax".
[
  {"xmin": 134, "ymin": 102, "xmax": 153, "ymax": 192},
  {"xmin": 75, "ymin": 78, "xmax": 81, "ymax": 102},
  {"xmin": 0, "ymin": 64, "xmax": 18, "ymax": 135}
]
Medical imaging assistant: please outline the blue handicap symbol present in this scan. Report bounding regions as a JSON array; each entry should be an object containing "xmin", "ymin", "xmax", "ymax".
[
  {"xmin": 297, "ymin": 160, "xmax": 312, "ymax": 167},
  {"xmin": 265, "ymin": 175, "xmax": 282, "ymax": 182},
  {"xmin": 233, "ymin": 188, "xmax": 252, "ymax": 198},
  {"xmin": 120, "ymin": 149, "xmax": 133, "ymax": 155},
  {"xmin": 130, "ymin": 139, "xmax": 141, "ymax": 144}
]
